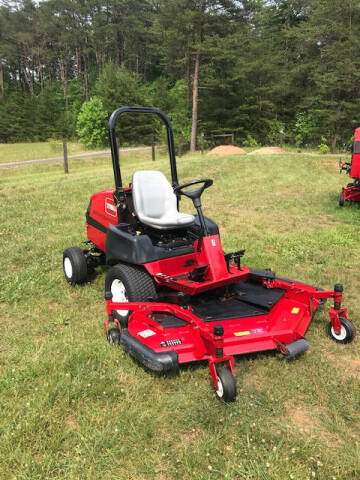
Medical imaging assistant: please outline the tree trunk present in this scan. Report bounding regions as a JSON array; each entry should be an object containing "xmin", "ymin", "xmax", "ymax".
[
  {"xmin": 37, "ymin": 47, "xmax": 43, "ymax": 93},
  {"xmin": 38, "ymin": 62, "xmax": 43, "ymax": 93},
  {"xmin": 0, "ymin": 63, "xmax": 3, "ymax": 98},
  {"xmin": 75, "ymin": 47, "xmax": 81, "ymax": 76},
  {"xmin": 331, "ymin": 134, "xmax": 338, "ymax": 153},
  {"xmin": 22, "ymin": 62, "xmax": 34, "ymax": 95},
  {"xmin": 186, "ymin": 46, "xmax": 191, "ymax": 105},
  {"xmin": 83, "ymin": 55, "xmax": 89, "ymax": 101},
  {"xmin": 58, "ymin": 57, "xmax": 69, "ymax": 112},
  {"xmin": 116, "ymin": 30, "xmax": 123, "ymax": 67},
  {"xmin": 190, "ymin": 51, "xmax": 200, "ymax": 152}
]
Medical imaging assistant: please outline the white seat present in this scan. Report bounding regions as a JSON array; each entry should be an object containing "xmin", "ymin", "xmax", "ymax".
[{"xmin": 132, "ymin": 170, "xmax": 195, "ymax": 229}]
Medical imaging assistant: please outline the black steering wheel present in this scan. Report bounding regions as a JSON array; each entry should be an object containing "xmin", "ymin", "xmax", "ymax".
[{"xmin": 173, "ymin": 178, "xmax": 213, "ymax": 202}]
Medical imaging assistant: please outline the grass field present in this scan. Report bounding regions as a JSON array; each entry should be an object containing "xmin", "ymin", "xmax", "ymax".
[
  {"xmin": 0, "ymin": 150, "xmax": 359, "ymax": 480},
  {"xmin": 0, "ymin": 141, "xmax": 89, "ymax": 164}
]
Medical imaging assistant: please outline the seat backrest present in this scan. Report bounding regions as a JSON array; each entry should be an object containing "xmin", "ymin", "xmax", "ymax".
[{"xmin": 132, "ymin": 170, "xmax": 178, "ymax": 220}]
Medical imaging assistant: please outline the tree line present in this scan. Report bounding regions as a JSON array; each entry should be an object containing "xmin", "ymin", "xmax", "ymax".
[{"xmin": 0, "ymin": 0, "xmax": 360, "ymax": 151}]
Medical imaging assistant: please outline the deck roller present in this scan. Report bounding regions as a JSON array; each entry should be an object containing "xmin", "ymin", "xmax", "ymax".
[{"xmin": 281, "ymin": 338, "xmax": 309, "ymax": 360}]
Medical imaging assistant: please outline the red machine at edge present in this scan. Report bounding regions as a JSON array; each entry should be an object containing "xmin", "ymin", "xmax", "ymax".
[{"xmin": 339, "ymin": 127, "xmax": 360, "ymax": 206}]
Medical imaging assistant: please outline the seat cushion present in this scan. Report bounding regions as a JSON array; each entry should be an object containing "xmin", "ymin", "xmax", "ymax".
[{"xmin": 132, "ymin": 171, "xmax": 194, "ymax": 229}]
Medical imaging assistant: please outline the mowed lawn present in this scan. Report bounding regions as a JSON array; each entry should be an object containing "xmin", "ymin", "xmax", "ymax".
[{"xmin": 0, "ymin": 150, "xmax": 359, "ymax": 480}]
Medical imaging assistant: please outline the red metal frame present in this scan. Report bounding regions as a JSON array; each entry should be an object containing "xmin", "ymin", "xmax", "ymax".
[
  {"xmin": 104, "ymin": 276, "xmax": 346, "ymax": 390},
  {"xmin": 341, "ymin": 184, "xmax": 360, "ymax": 204},
  {"xmin": 340, "ymin": 127, "xmax": 360, "ymax": 204},
  {"xmin": 144, "ymin": 235, "xmax": 250, "ymax": 295}
]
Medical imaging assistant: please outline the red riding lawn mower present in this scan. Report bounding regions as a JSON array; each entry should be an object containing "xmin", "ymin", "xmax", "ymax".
[
  {"xmin": 339, "ymin": 127, "xmax": 360, "ymax": 206},
  {"xmin": 63, "ymin": 107, "xmax": 355, "ymax": 402}
]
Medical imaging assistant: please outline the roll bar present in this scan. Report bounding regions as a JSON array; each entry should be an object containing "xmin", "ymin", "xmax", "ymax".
[{"xmin": 108, "ymin": 106, "xmax": 178, "ymax": 190}]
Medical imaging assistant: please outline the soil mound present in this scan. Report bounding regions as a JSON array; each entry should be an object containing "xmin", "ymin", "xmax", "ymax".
[
  {"xmin": 207, "ymin": 145, "xmax": 246, "ymax": 156},
  {"xmin": 249, "ymin": 146, "xmax": 285, "ymax": 154}
]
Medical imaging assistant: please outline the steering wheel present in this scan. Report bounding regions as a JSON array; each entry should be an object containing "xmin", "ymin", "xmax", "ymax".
[{"xmin": 173, "ymin": 178, "xmax": 213, "ymax": 202}]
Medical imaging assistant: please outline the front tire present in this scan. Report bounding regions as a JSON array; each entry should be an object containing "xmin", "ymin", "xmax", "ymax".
[
  {"xmin": 107, "ymin": 328, "xmax": 121, "ymax": 345},
  {"xmin": 215, "ymin": 367, "xmax": 237, "ymax": 402},
  {"xmin": 105, "ymin": 264, "xmax": 157, "ymax": 327},
  {"xmin": 63, "ymin": 247, "xmax": 88, "ymax": 285},
  {"xmin": 327, "ymin": 317, "xmax": 355, "ymax": 344}
]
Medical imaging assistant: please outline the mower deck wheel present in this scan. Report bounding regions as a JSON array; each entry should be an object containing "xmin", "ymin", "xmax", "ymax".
[
  {"xmin": 63, "ymin": 247, "xmax": 88, "ymax": 285},
  {"xmin": 215, "ymin": 367, "xmax": 237, "ymax": 402},
  {"xmin": 339, "ymin": 193, "xmax": 345, "ymax": 207},
  {"xmin": 105, "ymin": 264, "xmax": 157, "ymax": 326},
  {"xmin": 107, "ymin": 328, "xmax": 121, "ymax": 345},
  {"xmin": 327, "ymin": 317, "xmax": 355, "ymax": 344}
]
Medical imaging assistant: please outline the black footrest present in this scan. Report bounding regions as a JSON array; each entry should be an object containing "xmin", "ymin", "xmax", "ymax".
[{"xmin": 249, "ymin": 268, "xmax": 276, "ymax": 281}]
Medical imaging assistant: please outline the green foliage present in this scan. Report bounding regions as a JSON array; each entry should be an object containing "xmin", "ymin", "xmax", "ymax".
[
  {"xmin": 294, "ymin": 113, "xmax": 317, "ymax": 146},
  {"xmin": 76, "ymin": 97, "xmax": 108, "ymax": 148},
  {"xmin": 243, "ymin": 134, "xmax": 259, "ymax": 148},
  {"xmin": 95, "ymin": 63, "xmax": 156, "ymax": 145},
  {"xmin": 295, "ymin": 134, "xmax": 303, "ymax": 150},
  {"xmin": 95, "ymin": 63, "xmax": 145, "ymax": 115},
  {"xmin": 266, "ymin": 120, "xmax": 285, "ymax": 145},
  {"xmin": 318, "ymin": 136, "xmax": 330, "ymax": 154},
  {"xmin": 147, "ymin": 78, "xmax": 191, "ymax": 149},
  {"xmin": 168, "ymin": 80, "xmax": 191, "ymax": 141}
]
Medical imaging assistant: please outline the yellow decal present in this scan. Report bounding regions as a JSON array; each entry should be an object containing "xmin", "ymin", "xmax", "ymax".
[
  {"xmin": 234, "ymin": 331, "xmax": 251, "ymax": 337},
  {"xmin": 291, "ymin": 307, "xmax": 300, "ymax": 314}
]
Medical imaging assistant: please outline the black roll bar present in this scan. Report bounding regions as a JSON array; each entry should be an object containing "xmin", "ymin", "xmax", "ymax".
[{"xmin": 108, "ymin": 106, "xmax": 178, "ymax": 190}]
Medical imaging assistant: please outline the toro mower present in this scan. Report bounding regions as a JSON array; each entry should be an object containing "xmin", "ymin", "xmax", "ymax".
[
  {"xmin": 339, "ymin": 127, "xmax": 360, "ymax": 206},
  {"xmin": 63, "ymin": 107, "xmax": 355, "ymax": 402}
]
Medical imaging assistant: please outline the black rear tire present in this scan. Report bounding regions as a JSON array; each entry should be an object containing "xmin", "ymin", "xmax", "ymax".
[
  {"xmin": 215, "ymin": 367, "xmax": 237, "ymax": 402},
  {"xmin": 327, "ymin": 317, "xmax": 356, "ymax": 344},
  {"xmin": 339, "ymin": 193, "xmax": 345, "ymax": 206},
  {"xmin": 63, "ymin": 247, "xmax": 88, "ymax": 285},
  {"xmin": 105, "ymin": 264, "xmax": 157, "ymax": 327}
]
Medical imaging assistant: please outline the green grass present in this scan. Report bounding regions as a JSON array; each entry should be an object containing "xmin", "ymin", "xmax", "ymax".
[
  {"xmin": 0, "ymin": 150, "xmax": 359, "ymax": 479},
  {"xmin": 0, "ymin": 141, "xmax": 91, "ymax": 164}
]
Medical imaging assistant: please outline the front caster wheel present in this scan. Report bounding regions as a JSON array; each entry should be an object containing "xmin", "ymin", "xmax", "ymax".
[
  {"xmin": 107, "ymin": 328, "xmax": 121, "ymax": 345},
  {"xmin": 63, "ymin": 247, "xmax": 88, "ymax": 285},
  {"xmin": 215, "ymin": 367, "xmax": 237, "ymax": 402},
  {"xmin": 327, "ymin": 317, "xmax": 356, "ymax": 344}
]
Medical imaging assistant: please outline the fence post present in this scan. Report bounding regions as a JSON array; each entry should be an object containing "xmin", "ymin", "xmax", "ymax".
[
  {"xmin": 280, "ymin": 129, "xmax": 284, "ymax": 149},
  {"xmin": 63, "ymin": 139, "xmax": 69, "ymax": 174},
  {"xmin": 201, "ymin": 133, "xmax": 205, "ymax": 154},
  {"xmin": 151, "ymin": 138, "xmax": 155, "ymax": 161},
  {"xmin": 231, "ymin": 133, "xmax": 234, "ymax": 145}
]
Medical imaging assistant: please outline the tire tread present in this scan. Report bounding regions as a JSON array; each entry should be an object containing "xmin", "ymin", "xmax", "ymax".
[
  {"xmin": 63, "ymin": 246, "xmax": 88, "ymax": 285},
  {"xmin": 105, "ymin": 263, "xmax": 157, "ymax": 309}
]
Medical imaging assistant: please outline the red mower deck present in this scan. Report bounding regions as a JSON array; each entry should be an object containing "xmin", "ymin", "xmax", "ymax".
[{"xmin": 63, "ymin": 106, "xmax": 356, "ymax": 402}]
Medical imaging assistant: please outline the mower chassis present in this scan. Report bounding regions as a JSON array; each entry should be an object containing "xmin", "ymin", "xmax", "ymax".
[{"xmin": 105, "ymin": 276, "xmax": 347, "ymax": 393}]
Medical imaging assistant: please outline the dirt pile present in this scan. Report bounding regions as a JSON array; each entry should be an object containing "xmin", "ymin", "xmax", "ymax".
[
  {"xmin": 207, "ymin": 145, "xmax": 246, "ymax": 156},
  {"xmin": 250, "ymin": 146, "xmax": 285, "ymax": 154}
]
